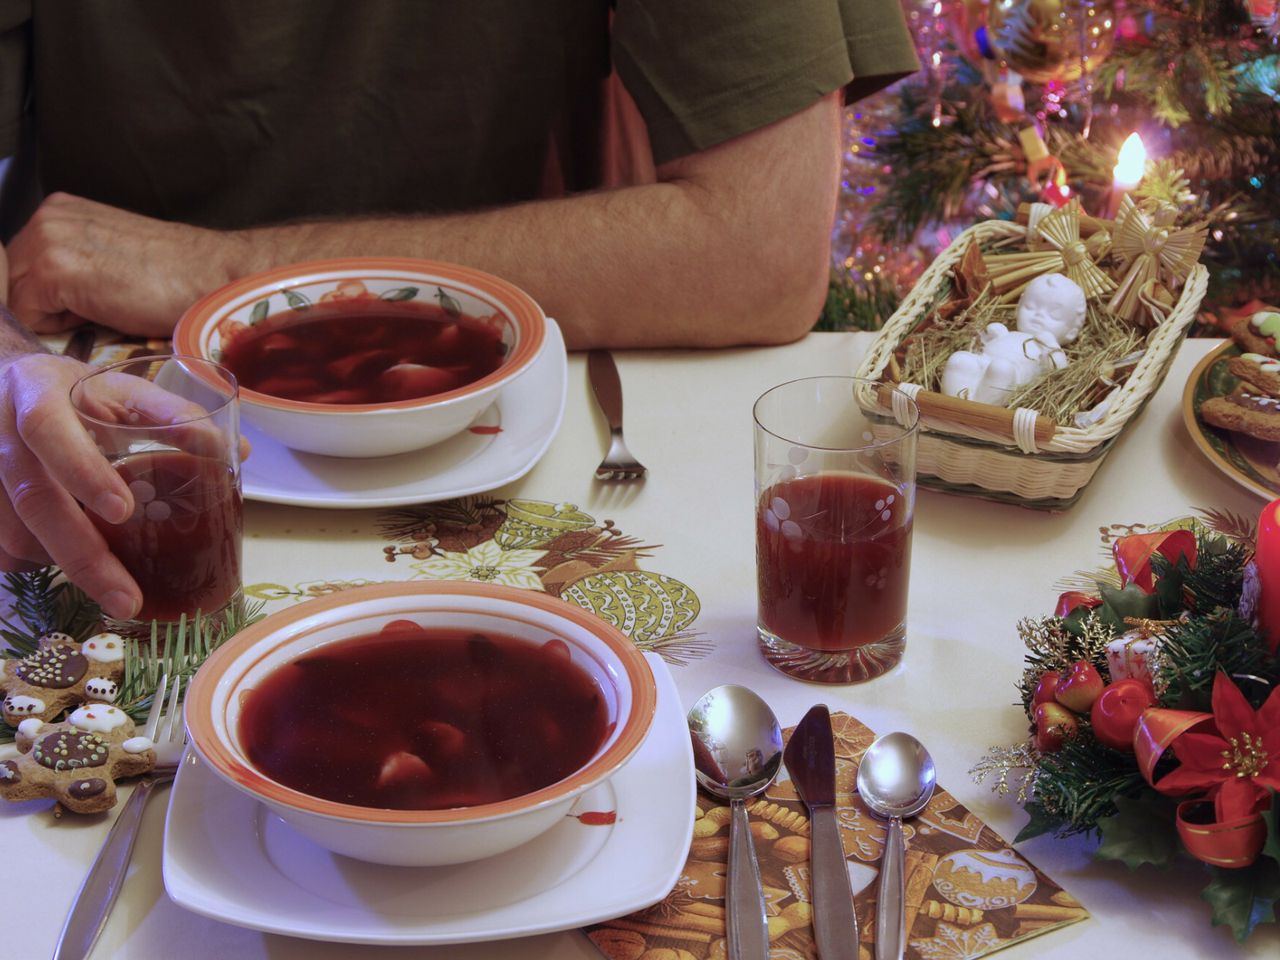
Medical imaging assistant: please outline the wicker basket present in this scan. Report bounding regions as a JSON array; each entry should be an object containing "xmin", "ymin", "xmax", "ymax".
[{"xmin": 854, "ymin": 219, "xmax": 1209, "ymax": 510}]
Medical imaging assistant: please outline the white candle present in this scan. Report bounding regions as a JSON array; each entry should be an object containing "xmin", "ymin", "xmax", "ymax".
[{"xmin": 1106, "ymin": 132, "xmax": 1146, "ymax": 219}]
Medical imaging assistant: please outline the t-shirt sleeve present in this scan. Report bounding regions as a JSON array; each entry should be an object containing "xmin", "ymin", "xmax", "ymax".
[
  {"xmin": 0, "ymin": 0, "xmax": 31, "ymax": 158},
  {"xmin": 612, "ymin": 0, "xmax": 919, "ymax": 165}
]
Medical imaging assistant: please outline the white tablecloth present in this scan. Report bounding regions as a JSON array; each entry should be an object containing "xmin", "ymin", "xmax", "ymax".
[{"xmin": 4, "ymin": 333, "xmax": 1274, "ymax": 959}]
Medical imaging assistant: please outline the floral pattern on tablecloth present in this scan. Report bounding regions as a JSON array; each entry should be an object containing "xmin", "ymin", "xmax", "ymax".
[
  {"xmin": 584, "ymin": 711, "xmax": 1087, "ymax": 960},
  {"xmin": 244, "ymin": 496, "xmax": 711, "ymax": 665}
]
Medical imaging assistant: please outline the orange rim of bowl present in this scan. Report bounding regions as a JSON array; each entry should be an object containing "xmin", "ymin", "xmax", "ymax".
[
  {"xmin": 186, "ymin": 581, "xmax": 656, "ymax": 824},
  {"xmin": 173, "ymin": 257, "xmax": 546, "ymax": 413}
]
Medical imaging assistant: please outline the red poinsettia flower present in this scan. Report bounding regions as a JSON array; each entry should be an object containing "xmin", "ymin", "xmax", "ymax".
[{"xmin": 1156, "ymin": 673, "xmax": 1280, "ymax": 822}]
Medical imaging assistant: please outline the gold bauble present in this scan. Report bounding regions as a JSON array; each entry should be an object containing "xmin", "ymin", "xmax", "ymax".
[{"xmin": 988, "ymin": 0, "xmax": 1115, "ymax": 84}]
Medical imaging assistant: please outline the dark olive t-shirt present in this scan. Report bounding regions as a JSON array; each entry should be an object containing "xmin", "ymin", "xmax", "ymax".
[{"xmin": 0, "ymin": 0, "xmax": 917, "ymax": 230}]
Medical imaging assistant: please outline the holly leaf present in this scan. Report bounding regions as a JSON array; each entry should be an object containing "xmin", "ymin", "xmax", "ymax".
[
  {"xmin": 1098, "ymin": 582, "xmax": 1159, "ymax": 629},
  {"xmin": 1202, "ymin": 860, "xmax": 1280, "ymax": 943},
  {"xmin": 1095, "ymin": 795, "xmax": 1179, "ymax": 868},
  {"xmin": 1015, "ymin": 800, "xmax": 1065, "ymax": 843},
  {"xmin": 1153, "ymin": 563, "xmax": 1187, "ymax": 619}
]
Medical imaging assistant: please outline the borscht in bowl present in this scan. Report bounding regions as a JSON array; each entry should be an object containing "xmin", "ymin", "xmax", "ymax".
[
  {"xmin": 185, "ymin": 581, "xmax": 656, "ymax": 866},
  {"xmin": 174, "ymin": 258, "xmax": 547, "ymax": 458}
]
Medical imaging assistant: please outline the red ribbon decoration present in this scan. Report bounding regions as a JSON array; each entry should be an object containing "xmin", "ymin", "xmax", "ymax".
[
  {"xmin": 1175, "ymin": 801, "xmax": 1269, "ymax": 869},
  {"xmin": 1112, "ymin": 529, "xmax": 1198, "ymax": 593},
  {"xmin": 1133, "ymin": 707, "xmax": 1267, "ymax": 868},
  {"xmin": 1055, "ymin": 529, "xmax": 1197, "ymax": 616},
  {"xmin": 1054, "ymin": 591, "xmax": 1102, "ymax": 618}
]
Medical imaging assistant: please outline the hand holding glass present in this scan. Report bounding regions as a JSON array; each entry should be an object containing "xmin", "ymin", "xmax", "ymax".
[{"xmin": 72, "ymin": 356, "xmax": 242, "ymax": 635}]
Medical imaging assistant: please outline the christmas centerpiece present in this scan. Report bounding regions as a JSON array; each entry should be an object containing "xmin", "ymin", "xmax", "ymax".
[
  {"xmin": 854, "ymin": 193, "xmax": 1209, "ymax": 509},
  {"xmin": 972, "ymin": 506, "xmax": 1280, "ymax": 942}
]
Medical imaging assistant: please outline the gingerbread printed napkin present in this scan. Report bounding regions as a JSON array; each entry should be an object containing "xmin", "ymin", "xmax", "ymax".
[{"xmin": 585, "ymin": 711, "xmax": 1086, "ymax": 960}]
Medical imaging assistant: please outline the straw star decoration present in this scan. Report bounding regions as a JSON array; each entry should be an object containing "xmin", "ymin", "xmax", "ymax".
[
  {"xmin": 1106, "ymin": 195, "xmax": 1206, "ymax": 323},
  {"xmin": 984, "ymin": 198, "xmax": 1116, "ymax": 301}
]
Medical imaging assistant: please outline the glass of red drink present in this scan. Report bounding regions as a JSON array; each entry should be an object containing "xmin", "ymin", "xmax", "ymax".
[
  {"xmin": 72, "ymin": 355, "xmax": 243, "ymax": 639},
  {"xmin": 754, "ymin": 377, "xmax": 919, "ymax": 683}
]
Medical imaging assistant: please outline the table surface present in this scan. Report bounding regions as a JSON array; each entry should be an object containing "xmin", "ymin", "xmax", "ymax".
[{"xmin": 4, "ymin": 333, "xmax": 1276, "ymax": 960}]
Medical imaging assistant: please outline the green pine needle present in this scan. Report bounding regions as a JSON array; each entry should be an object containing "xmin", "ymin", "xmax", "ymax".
[{"xmin": 1, "ymin": 567, "xmax": 264, "ymax": 742}]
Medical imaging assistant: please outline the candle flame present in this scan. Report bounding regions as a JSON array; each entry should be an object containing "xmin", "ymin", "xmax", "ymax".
[{"xmin": 1113, "ymin": 133, "xmax": 1146, "ymax": 189}]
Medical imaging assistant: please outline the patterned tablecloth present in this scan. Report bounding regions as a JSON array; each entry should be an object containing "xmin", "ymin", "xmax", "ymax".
[{"xmin": 1, "ymin": 332, "xmax": 1275, "ymax": 960}]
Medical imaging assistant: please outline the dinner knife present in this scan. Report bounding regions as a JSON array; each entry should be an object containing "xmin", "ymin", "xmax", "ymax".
[{"xmin": 783, "ymin": 704, "xmax": 859, "ymax": 960}]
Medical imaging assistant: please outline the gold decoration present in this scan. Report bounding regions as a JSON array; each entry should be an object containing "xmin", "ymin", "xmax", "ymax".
[
  {"xmin": 988, "ymin": 0, "xmax": 1116, "ymax": 84},
  {"xmin": 984, "ymin": 199, "xmax": 1116, "ymax": 300},
  {"xmin": 1106, "ymin": 194, "xmax": 1207, "ymax": 324}
]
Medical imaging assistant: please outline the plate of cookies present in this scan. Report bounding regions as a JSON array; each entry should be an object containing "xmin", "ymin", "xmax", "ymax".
[{"xmin": 1183, "ymin": 310, "xmax": 1280, "ymax": 499}]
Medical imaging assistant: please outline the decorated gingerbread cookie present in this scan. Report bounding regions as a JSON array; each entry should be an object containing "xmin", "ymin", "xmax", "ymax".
[
  {"xmin": 0, "ymin": 703, "xmax": 155, "ymax": 813},
  {"xmin": 1227, "ymin": 352, "xmax": 1280, "ymax": 397},
  {"xmin": 1200, "ymin": 391, "xmax": 1280, "ymax": 442},
  {"xmin": 1228, "ymin": 310, "xmax": 1280, "ymax": 358},
  {"xmin": 1, "ymin": 632, "xmax": 125, "ymax": 727}
]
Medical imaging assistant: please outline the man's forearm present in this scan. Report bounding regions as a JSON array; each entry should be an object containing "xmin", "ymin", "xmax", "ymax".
[{"xmin": 226, "ymin": 98, "xmax": 841, "ymax": 351}]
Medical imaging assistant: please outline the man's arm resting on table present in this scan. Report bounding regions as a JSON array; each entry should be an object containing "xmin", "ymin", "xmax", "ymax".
[{"xmin": 10, "ymin": 94, "xmax": 843, "ymax": 350}]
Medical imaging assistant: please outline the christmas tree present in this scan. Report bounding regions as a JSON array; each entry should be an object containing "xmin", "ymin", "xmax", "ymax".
[{"xmin": 824, "ymin": 0, "xmax": 1280, "ymax": 332}]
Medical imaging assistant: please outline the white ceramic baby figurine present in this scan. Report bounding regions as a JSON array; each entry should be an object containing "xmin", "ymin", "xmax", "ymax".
[{"xmin": 940, "ymin": 273, "xmax": 1087, "ymax": 406}]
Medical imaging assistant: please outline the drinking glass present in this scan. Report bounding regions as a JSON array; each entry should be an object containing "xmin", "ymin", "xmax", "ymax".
[
  {"xmin": 72, "ymin": 355, "xmax": 243, "ymax": 639},
  {"xmin": 754, "ymin": 377, "xmax": 919, "ymax": 683}
]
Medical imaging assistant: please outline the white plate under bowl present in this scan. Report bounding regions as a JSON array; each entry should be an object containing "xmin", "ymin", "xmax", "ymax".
[
  {"xmin": 239, "ymin": 318, "xmax": 566, "ymax": 508},
  {"xmin": 162, "ymin": 652, "xmax": 694, "ymax": 945}
]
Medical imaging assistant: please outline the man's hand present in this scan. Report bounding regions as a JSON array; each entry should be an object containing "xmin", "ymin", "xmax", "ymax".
[
  {"xmin": 0, "ymin": 353, "xmax": 141, "ymax": 619},
  {"xmin": 6, "ymin": 193, "xmax": 243, "ymax": 337}
]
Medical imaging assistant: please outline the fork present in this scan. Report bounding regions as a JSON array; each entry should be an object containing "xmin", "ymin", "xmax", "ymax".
[
  {"xmin": 53, "ymin": 674, "xmax": 186, "ymax": 960},
  {"xmin": 588, "ymin": 349, "xmax": 647, "ymax": 481}
]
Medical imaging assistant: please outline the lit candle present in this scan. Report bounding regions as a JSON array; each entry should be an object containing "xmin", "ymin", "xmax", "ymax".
[
  {"xmin": 1256, "ymin": 497, "xmax": 1280, "ymax": 654},
  {"xmin": 1105, "ymin": 132, "xmax": 1146, "ymax": 219}
]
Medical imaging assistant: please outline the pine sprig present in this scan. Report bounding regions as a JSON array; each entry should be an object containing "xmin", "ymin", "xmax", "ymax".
[
  {"xmin": 115, "ymin": 599, "xmax": 265, "ymax": 726},
  {"xmin": 1154, "ymin": 610, "xmax": 1275, "ymax": 711},
  {"xmin": 1032, "ymin": 737, "xmax": 1149, "ymax": 835},
  {"xmin": 0, "ymin": 569, "xmax": 102, "ymax": 655},
  {"xmin": 1150, "ymin": 533, "xmax": 1249, "ymax": 615}
]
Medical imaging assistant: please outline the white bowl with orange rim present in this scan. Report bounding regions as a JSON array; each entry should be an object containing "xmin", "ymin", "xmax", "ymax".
[
  {"xmin": 174, "ymin": 258, "xmax": 547, "ymax": 458},
  {"xmin": 184, "ymin": 581, "xmax": 656, "ymax": 866}
]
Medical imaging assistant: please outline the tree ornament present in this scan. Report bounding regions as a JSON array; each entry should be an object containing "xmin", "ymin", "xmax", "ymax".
[
  {"xmin": 987, "ymin": 0, "xmax": 1116, "ymax": 84},
  {"xmin": 1106, "ymin": 195, "xmax": 1207, "ymax": 324},
  {"xmin": 984, "ymin": 198, "xmax": 1116, "ymax": 299}
]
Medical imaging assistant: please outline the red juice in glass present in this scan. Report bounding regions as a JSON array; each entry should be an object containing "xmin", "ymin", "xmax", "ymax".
[
  {"xmin": 92, "ymin": 450, "xmax": 243, "ymax": 623},
  {"xmin": 756, "ymin": 472, "xmax": 912, "ymax": 654}
]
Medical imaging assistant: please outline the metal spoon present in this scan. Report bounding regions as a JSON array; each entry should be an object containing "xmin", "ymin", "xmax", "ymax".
[
  {"xmin": 856, "ymin": 732, "xmax": 937, "ymax": 960},
  {"xmin": 687, "ymin": 685, "xmax": 784, "ymax": 960}
]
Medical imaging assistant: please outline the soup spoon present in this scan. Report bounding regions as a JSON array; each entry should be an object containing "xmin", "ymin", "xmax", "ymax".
[
  {"xmin": 687, "ymin": 685, "xmax": 784, "ymax": 960},
  {"xmin": 856, "ymin": 732, "xmax": 937, "ymax": 960}
]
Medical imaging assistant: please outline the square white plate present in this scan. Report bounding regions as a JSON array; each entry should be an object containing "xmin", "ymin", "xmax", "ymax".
[
  {"xmin": 239, "ymin": 318, "xmax": 567, "ymax": 509},
  {"xmin": 162, "ymin": 652, "xmax": 693, "ymax": 945}
]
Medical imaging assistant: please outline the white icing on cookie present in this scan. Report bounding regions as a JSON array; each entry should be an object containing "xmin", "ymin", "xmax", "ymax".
[
  {"xmin": 17, "ymin": 718, "xmax": 43, "ymax": 738},
  {"xmin": 122, "ymin": 737, "xmax": 155, "ymax": 755},
  {"xmin": 82, "ymin": 632, "xmax": 125, "ymax": 663},
  {"xmin": 3, "ymin": 694, "xmax": 46, "ymax": 716},
  {"xmin": 38, "ymin": 631, "xmax": 76, "ymax": 647},
  {"xmin": 68, "ymin": 704, "xmax": 128, "ymax": 733},
  {"xmin": 84, "ymin": 678, "xmax": 120, "ymax": 702}
]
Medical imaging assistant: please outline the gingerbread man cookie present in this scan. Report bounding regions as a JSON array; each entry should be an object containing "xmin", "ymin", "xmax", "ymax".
[
  {"xmin": 1228, "ymin": 310, "xmax": 1280, "ymax": 358},
  {"xmin": 1227, "ymin": 353, "xmax": 1280, "ymax": 396},
  {"xmin": 1, "ymin": 632, "xmax": 125, "ymax": 727},
  {"xmin": 1200, "ymin": 391, "xmax": 1280, "ymax": 442},
  {"xmin": 0, "ymin": 703, "xmax": 155, "ymax": 813}
]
